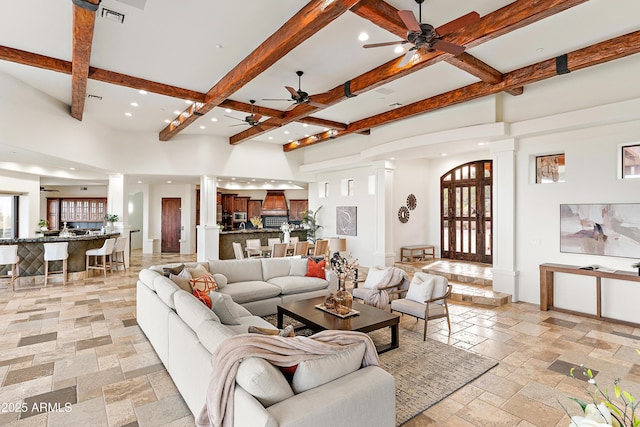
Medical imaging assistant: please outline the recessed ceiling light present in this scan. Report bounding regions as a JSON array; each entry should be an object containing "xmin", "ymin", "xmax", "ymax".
[
  {"xmin": 358, "ymin": 32, "xmax": 369, "ymax": 42},
  {"xmin": 173, "ymin": 110, "xmax": 181, "ymax": 115},
  {"xmin": 251, "ymin": 179, "xmax": 256, "ymax": 181},
  {"xmin": 130, "ymin": 102, "xmax": 138, "ymax": 107},
  {"xmin": 302, "ymin": 124, "xmax": 308, "ymax": 127},
  {"xmin": 225, "ymin": 109, "xmax": 232, "ymax": 113},
  {"xmin": 478, "ymin": 142, "xmax": 486, "ymax": 146},
  {"xmin": 125, "ymin": 112, "xmax": 132, "ymax": 117},
  {"xmin": 268, "ymin": 136, "xmax": 273, "ymax": 140},
  {"xmin": 288, "ymin": 181, "xmax": 292, "ymax": 184},
  {"xmin": 288, "ymin": 139, "xmax": 293, "ymax": 143},
  {"xmin": 304, "ymin": 134, "xmax": 310, "ymax": 137},
  {"xmin": 394, "ymin": 46, "xmax": 404, "ymax": 54},
  {"xmin": 69, "ymin": 167, "xmax": 76, "ymax": 170},
  {"xmin": 440, "ymin": 153, "xmax": 447, "ymax": 157},
  {"xmin": 167, "ymin": 181, "xmax": 172, "ymax": 184},
  {"xmin": 271, "ymin": 180, "xmax": 275, "ymax": 183},
  {"xmin": 284, "ymin": 131, "xmax": 289, "ymax": 134},
  {"xmin": 137, "ymin": 180, "xmax": 142, "ymax": 184},
  {"xmin": 138, "ymin": 90, "xmax": 147, "ymax": 95},
  {"xmin": 185, "ymin": 100, "xmax": 193, "ymax": 104},
  {"xmin": 164, "ymin": 119, "xmax": 171, "ymax": 123},
  {"xmin": 231, "ymin": 177, "xmax": 236, "ymax": 180},
  {"xmin": 211, "ymin": 117, "xmax": 218, "ymax": 122},
  {"xmin": 390, "ymin": 157, "xmax": 395, "ymax": 160},
  {"xmin": 323, "ymin": 128, "xmax": 329, "ymax": 131},
  {"xmin": 200, "ymin": 125, "xmax": 206, "ymax": 129},
  {"xmin": 215, "ymin": 44, "xmax": 223, "ymax": 49}
]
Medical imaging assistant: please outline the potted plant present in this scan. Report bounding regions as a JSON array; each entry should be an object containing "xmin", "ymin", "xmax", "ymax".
[
  {"xmin": 104, "ymin": 214, "xmax": 119, "ymax": 232},
  {"xmin": 301, "ymin": 205, "xmax": 323, "ymax": 243},
  {"xmin": 38, "ymin": 219, "xmax": 48, "ymax": 231}
]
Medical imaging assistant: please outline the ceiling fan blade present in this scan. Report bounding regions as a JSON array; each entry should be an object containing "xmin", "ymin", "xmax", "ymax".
[
  {"xmin": 230, "ymin": 123, "xmax": 249, "ymax": 127},
  {"xmin": 432, "ymin": 39, "xmax": 465, "ymax": 56},
  {"xmin": 435, "ymin": 11, "xmax": 480, "ymax": 36},
  {"xmin": 285, "ymin": 86, "xmax": 299, "ymax": 99},
  {"xmin": 252, "ymin": 114, "xmax": 262, "ymax": 122},
  {"xmin": 285, "ymin": 103, "xmax": 297, "ymax": 111},
  {"xmin": 224, "ymin": 115, "xmax": 245, "ymax": 122},
  {"xmin": 262, "ymin": 98, "xmax": 291, "ymax": 101},
  {"xmin": 308, "ymin": 101, "xmax": 327, "ymax": 108},
  {"xmin": 398, "ymin": 49, "xmax": 417, "ymax": 67},
  {"xmin": 363, "ymin": 40, "xmax": 408, "ymax": 48},
  {"xmin": 398, "ymin": 10, "xmax": 421, "ymax": 33},
  {"xmin": 258, "ymin": 121, "xmax": 279, "ymax": 128}
]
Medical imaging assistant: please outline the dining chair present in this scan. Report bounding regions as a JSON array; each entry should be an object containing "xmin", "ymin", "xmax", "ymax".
[
  {"xmin": 245, "ymin": 239, "xmax": 262, "ymax": 258},
  {"xmin": 271, "ymin": 243, "xmax": 287, "ymax": 258},
  {"xmin": 390, "ymin": 272, "xmax": 452, "ymax": 341},
  {"xmin": 232, "ymin": 242, "xmax": 245, "ymax": 260},
  {"xmin": 293, "ymin": 241, "xmax": 309, "ymax": 257},
  {"xmin": 267, "ymin": 238, "xmax": 281, "ymax": 249},
  {"xmin": 313, "ymin": 239, "xmax": 329, "ymax": 259},
  {"xmin": 0, "ymin": 245, "xmax": 20, "ymax": 291},
  {"xmin": 44, "ymin": 242, "xmax": 68, "ymax": 286},
  {"xmin": 86, "ymin": 238, "xmax": 116, "ymax": 278},
  {"xmin": 112, "ymin": 236, "xmax": 128, "ymax": 272}
]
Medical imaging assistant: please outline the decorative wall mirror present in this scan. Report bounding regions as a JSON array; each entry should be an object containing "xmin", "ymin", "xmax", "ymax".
[{"xmin": 398, "ymin": 206, "xmax": 410, "ymax": 223}]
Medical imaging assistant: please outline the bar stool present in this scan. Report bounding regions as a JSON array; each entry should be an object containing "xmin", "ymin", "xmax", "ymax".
[
  {"xmin": 85, "ymin": 238, "xmax": 116, "ymax": 278},
  {"xmin": 44, "ymin": 242, "xmax": 68, "ymax": 286},
  {"xmin": 0, "ymin": 245, "xmax": 20, "ymax": 291},
  {"xmin": 111, "ymin": 237, "xmax": 128, "ymax": 272}
]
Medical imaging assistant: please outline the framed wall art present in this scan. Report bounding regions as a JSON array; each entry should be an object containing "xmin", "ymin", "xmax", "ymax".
[
  {"xmin": 336, "ymin": 206, "xmax": 357, "ymax": 236},
  {"xmin": 560, "ymin": 203, "xmax": 640, "ymax": 258}
]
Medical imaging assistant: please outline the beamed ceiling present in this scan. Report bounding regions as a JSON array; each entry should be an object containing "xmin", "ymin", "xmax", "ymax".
[{"xmin": 1, "ymin": 0, "xmax": 639, "ymax": 155}]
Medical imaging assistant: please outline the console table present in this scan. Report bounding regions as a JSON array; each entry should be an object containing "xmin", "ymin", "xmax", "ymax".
[
  {"xmin": 539, "ymin": 263, "xmax": 640, "ymax": 326},
  {"xmin": 400, "ymin": 244, "xmax": 435, "ymax": 262}
]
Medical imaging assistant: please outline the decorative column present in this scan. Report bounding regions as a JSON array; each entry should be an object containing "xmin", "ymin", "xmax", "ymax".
[
  {"xmin": 108, "ymin": 174, "xmax": 131, "ymax": 267},
  {"xmin": 373, "ymin": 161, "xmax": 395, "ymax": 267},
  {"xmin": 197, "ymin": 175, "xmax": 220, "ymax": 261},
  {"xmin": 491, "ymin": 139, "xmax": 519, "ymax": 301}
]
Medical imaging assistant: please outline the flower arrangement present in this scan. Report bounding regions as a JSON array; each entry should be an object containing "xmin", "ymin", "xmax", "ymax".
[
  {"xmin": 566, "ymin": 356, "xmax": 640, "ymax": 427},
  {"xmin": 280, "ymin": 222, "xmax": 291, "ymax": 233},
  {"xmin": 250, "ymin": 216, "xmax": 262, "ymax": 228},
  {"xmin": 330, "ymin": 253, "xmax": 359, "ymax": 285},
  {"xmin": 104, "ymin": 213, "xmax": 119, "ymax": 223}
]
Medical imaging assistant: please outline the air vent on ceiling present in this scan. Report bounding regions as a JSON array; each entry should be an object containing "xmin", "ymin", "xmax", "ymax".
[
  {"xmin": 87, "ymin": 94, "xmax": 102, "ymax": 100},
  {"xmin": 100, "ymin": 8, "xmax": 125, "ymax": 23}
]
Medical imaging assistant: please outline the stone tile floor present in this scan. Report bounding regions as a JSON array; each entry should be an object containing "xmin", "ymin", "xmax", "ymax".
[{"xmin": 1, "ymin": 252, "xmax": 639, "ymax": 426}]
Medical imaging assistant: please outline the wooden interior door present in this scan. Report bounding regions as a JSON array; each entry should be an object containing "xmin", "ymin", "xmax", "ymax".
[
  {"xmin": 161, "ymin": 198, "xmax": 181, "ymax": 253},
  {"xmin": 441, "ymin": 161, "xmax": 493, "ymax": 264}
]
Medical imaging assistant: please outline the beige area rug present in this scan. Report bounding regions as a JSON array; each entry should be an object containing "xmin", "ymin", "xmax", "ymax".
[{"xmin": 264, "ymin": 315, "xmax": 498, "ymax": 426}]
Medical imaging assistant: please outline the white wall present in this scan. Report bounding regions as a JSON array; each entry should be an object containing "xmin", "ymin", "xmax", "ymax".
[{"xmin": 128, "ymin": 192, "xmax": 143, "ymax": 250}]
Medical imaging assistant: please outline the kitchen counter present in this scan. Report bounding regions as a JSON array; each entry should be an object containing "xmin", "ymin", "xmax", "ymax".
[
  {"xmin": 0, "ymin": 233, "xmax": 120, "ymax": 281},
  {"xmin": 219, "ymin": 229, "xmax": 307, "ymax": 259}
]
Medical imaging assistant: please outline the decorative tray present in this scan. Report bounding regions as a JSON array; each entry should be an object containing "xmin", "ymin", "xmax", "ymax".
[{"xmin": 315, "ymin": 304, "xmax": 360, "ymax": 318}]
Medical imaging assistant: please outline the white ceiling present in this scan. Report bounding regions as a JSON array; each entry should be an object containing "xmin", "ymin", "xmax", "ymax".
[{"xmin": 0, "ymin": 0, "xmax": 639, "ymax": 186}]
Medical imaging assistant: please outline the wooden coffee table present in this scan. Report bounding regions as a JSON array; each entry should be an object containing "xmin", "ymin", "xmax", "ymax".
[{"xmin": 277, "ymin": 296, "xmax": 400, "ymax": 353}]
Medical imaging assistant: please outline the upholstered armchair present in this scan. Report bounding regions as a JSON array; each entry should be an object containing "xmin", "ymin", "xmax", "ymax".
[{"xmin": 390, "ymin": 272, "xmax": 452, "ymax": 341}]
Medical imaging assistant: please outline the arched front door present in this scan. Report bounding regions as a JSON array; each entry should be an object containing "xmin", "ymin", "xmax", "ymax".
[{"xmin": 441, "ymin": 161, "xmax": 493, "ymax": 264}]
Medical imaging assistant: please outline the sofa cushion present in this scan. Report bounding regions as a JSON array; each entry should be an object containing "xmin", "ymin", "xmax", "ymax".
[
  {"xmin": 174, "ymin": 290, "xmax": 220, "ymax": 329},
  {"xmin": 291, "ymin": 342, "xmax": 366, "ymax": 393},
  {"xmin": 218, "ymin": 281, "xmax": 281, "ymax": 304},
  {"xmin": 209, "ymin": 292, "xmax": 240, "ymax": 325},
  {"xmin": 139, "ymin": 269, "xmax": 161, "ymax": 290},
  {"xmin": 305, "ymin": 258, "xmax": 326, "ymax": 279},
  {"xmin": 154, "ymin": 276, "xmax": 181, "ymax": 309},
  {"xmin": 363, "ymin": 267, "xmax": 389, "ymax": 289},
  {"xmin": 212, "ymin": 273, "xmax": 227, "ymax": 289},
  {"xmin": 289, "ymin": 257, "xmax": 309, "ymax": 277},
  {"xmin": 190, "ymin": 273, "xmax": 218, "ymax": 293},
  {"xmin": 261, "ymin": 258, "xmax": 293, "ymax": 281},
  {"xmin": 236, "ymin": 358, "xmax": 294, "ymax": 407},
  {"xmin": 405, "ymin": 274, "xmax": 435, "ymax": 303},
  {"xmin": 195, "ymin": 319, "xmax": 235, "ymax": 354},
  {"xmin": 162, "ymin": 264, "xmax": 185, "ymax": 276},
  {"xmin": 188, "ymin": 264, "xmax": 210, "ymax": 278},
  {"xmin": 168, "ymin": 273, "xmax": 192, "ymax": 293},
  {"xmin": 209, "ymin": 259, "xmax": 263, "ymax": 283},
  {"xmin": 267, "ymin": 276, "xmax": 329, "ymax": 295}
]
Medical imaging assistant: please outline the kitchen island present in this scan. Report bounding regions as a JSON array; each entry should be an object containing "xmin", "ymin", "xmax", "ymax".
[
  {"xmin": 219, "ymin": 229, "xmax": 307, "ymax": 260},
  {"xmin": 0, "ymin": 233, "xmax": 120, "ymax": 285}
]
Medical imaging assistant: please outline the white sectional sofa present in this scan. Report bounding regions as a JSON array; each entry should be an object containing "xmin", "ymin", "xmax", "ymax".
[{"xmin": 136, "ymin": 259, "xmax": 396, "ymax": 427}]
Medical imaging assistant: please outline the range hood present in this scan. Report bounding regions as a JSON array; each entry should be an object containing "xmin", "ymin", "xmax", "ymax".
[{"xmin": 262, "ymin": 190, "xmax": 288, "ymax": 216}]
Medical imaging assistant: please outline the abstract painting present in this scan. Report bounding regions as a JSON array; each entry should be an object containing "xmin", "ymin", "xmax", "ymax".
[
  {"xmin": 560, "ymin": 203, "xmax": 640, "ymax": 258},
  {"xmin": 336, "ymin": 206, "xmax": 357, "ymax": 236}
]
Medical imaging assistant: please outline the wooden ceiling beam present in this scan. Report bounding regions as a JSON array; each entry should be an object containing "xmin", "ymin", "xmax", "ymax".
[
  {"xmin": 232, "ymin": 0, "xmax": 586, "ymax": 145},
  {"xmin": 70, "ymin": 0, "xmax": 100, "ymax": 121},
  {"xmin": 0, "ymin": 45, "xmax": 72, "ymax": 73},
  {"xmin": 158, "ymin": 0, "xmax": 361, "ymax": 142},
  {"xmin": 351, "ymin": 0, "xmax": 524, "ymax": 95},
  {"xmin": 284, "ymin": 30, "xmax": 640, "ymax": 151}
]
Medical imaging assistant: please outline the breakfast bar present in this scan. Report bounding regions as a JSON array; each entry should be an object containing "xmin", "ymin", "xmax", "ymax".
[{"xmin": 0, "ymin": 233, "xmax": 120, "ymax": 285}]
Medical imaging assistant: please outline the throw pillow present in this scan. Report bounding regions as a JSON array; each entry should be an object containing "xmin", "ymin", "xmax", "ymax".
[
  {"xmin": 193, "ymin": 289, "xmax": 211, "ymax": 308},
  {"xmin": 305, "ymin": 258, "xmax": 326, "ymax": 279},
  {"xmin": 209, "ymin": 292, "xmax": 240, "ymax": 325},
  {"xmin": 169, "ymin": 273, "xmax": 192, "ymax": 293},
  {"xmin": 188, "ymin": 264, "xmax": 210, "ymax": 279},
  {"xmin": 212, "ymin": 273, "xmax": 227, "ymax": 289},
  {"xmin": 162, "ymin": 264, "xmax": 185, "ymax": 277},
  {"xmin": 248, "ymin": 325, "xmax": 294, "ymax": 338},
  {"xmin": 363, "ymin": 267, "xmax": 388, "ymax": 289},
  {"xmin": 236, "ymin": 357, "xmax": 294, "ymax": 407},
  {"xmin": 405, "ymin": 275, "xmax": 435, "ymax": 303},
  {"xmin": 190, "ymin": 273, "xmax": 218, "ymax": 294}
]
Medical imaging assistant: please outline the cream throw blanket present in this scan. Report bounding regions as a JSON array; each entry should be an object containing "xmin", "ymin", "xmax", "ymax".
[
  {"xmin": 196, "ymin": 330, "xmax": 379, "ymax": 427},
  {"xmin": 363, "ymin": 267, "xmax": 409, "ymax": 309}
]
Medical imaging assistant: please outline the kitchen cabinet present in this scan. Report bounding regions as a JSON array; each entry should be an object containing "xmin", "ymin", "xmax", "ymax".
[
  {"xmin": 248, "ymin": 200, "xmax": 262, "ymax": 220},
  {"xmin": 59, "ymin": 198, "xmax": 106, "ymax": 222},
  {"xmin": 46, "ymin": 199, "xmax": 59, "ymax": 230},
  {"xmin": 288, "ymin": 199, "xmax": 308, "ymax": 221},
  {"xmin": 221, "ymin": 194, "xmax": 236, "ymax": 214},
  {"xmin": 234, "ymin": 197, "xmax": 249, "ymax": 213},
  {"xmin": 262, "ymin": 190, "xmax": 287, "ymax": 213}
]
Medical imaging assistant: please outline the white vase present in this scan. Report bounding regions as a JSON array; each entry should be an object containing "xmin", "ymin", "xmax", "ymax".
[{"xmin": 283, "ymin": 231, "xmax": 290, "ymax": 244}]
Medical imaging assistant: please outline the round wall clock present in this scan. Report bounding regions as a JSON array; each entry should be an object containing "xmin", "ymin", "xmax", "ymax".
[
  {"xmin": 398, "ymin": 206, "xmax": 410, "ymax": 223},
  {"xmin": 407, "ymin": 194, "xmax": 417, "ymax": 210}
]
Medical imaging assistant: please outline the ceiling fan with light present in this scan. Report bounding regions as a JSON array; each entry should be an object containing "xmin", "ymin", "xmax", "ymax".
[
  {"xmin": 263, "ymin": 71, "xmax": 327, "ymax": 111},
  {"xmin": 225, "ymin": 100, "xmax": 277, "ymax": 130},
  {"xmin": 363, "ymin": 0, "xmax": 479, "ymax": 67}
]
